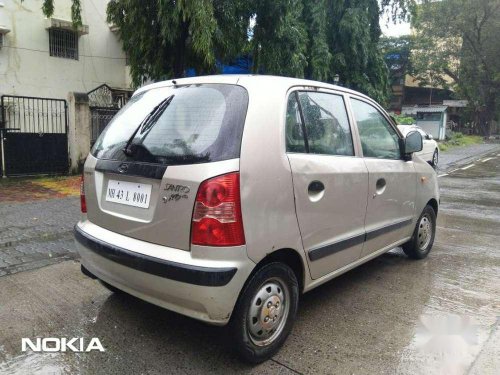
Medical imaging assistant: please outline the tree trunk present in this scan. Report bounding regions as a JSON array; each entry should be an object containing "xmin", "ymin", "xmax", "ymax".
[
  {"xmin": 173, "ymin": 21, "xmax": 190, "ymax": 78},
  {"xmin": 478, "ymin": 94, "xmax": 497, "ymax": 136}
]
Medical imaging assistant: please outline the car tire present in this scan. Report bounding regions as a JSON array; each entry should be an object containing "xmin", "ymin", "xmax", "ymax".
[
  {"xmin": 402, "ymin": 205, "xmax": 436, "ymax": 259},
  {"xmin": 230, "ymin": 262, "xmax": 299, "ymax": 364},
  {"xmin": 431, "ymin": 149, "xmax": 439, "ymax": 167}
]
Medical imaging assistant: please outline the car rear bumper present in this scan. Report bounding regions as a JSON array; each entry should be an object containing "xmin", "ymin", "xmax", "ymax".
[{"xmin": 74, "ymin": 221, "xmax": 255, "ymax": 325}]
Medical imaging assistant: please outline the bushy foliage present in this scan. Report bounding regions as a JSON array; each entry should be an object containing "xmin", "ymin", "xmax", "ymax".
[
  {"xmin": 392, "ymin": 114, "xmax": 415, "ymax": 125},
  {"xmin": 411, "ymin": 0, "xmax": 500, "ymax": 135},
  {"xmin": 39, "ymin": 0, "xmax": 416, "ymax": 103}
]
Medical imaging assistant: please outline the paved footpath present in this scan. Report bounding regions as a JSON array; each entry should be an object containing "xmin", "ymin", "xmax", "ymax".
[
  {"xmin": 0, "ymin": 177, "xmax": 80, "ymax": 276},
  {"xmin": 0, "ymin": 197, "xmax": 80, "ymax": 276}
]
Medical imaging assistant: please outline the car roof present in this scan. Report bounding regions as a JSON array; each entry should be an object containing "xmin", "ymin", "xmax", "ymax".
[{"xmin": 134, "ymin": 74, "xmax": 373, "ymax": 101}]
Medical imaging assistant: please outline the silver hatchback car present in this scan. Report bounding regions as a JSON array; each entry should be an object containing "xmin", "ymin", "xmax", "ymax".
[{"xmin": 75, "ymin": 75, "xmax": 439, "ymax": 363}]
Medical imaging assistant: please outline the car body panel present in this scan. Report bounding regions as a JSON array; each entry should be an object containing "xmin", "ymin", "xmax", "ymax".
[
  {"xmin": 84, "ymin": 155, "xmax": 240, "ymax": 251},
  {"xmin": 413, "ymin": 154, "xmax": 440, "ymax": 214},
  {"xmin": 76, "ymin": 220, "xmax": 255, "ymax": 324},
  {"xmin": 345, "ymin": 97, "xmax": 418, "ymax": 257},
  {"xmin": 76, "ymin": 75, "xmax": 440, "ymax": 325},
  {"xmin": 236, "ymin": 77, "xmax": 308, "ymax": 270},
  {"xmin": 287, "ymin": 153, "xmax": 368, "ymax": 279},
  {"xmin": 360, "ymin": 158, "xmax": 416, "ymax": 257}
]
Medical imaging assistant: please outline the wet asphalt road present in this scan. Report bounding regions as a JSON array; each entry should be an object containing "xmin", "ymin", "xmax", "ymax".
[{"xmin": 0, "ymin": 151, "xmax": 499, "ymax": 374}]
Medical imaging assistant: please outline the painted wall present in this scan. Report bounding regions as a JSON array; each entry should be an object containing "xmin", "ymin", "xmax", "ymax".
[
  {"xmin": 0, "ymin": 0, "xmax": 129, "ymax": 100},
  {"xmin": 416, "ymin": 120, "xmax": 441, "ymax": 140},
  {"xmin": 416, "ymin": 113, "xmax": 447, "ymax": 141}
]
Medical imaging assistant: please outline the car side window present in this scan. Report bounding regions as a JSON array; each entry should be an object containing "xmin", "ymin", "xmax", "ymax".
[
  {"xmin": 285, "ymin": 94, "xmax": 307, "ymax": 153},
  {"xmin": 286, "ymin": 91, "xmax": 354, "ymax": 156},
  {"xmin": 350, "ymin": 98, "xmax": 401, "ymax": 159}
]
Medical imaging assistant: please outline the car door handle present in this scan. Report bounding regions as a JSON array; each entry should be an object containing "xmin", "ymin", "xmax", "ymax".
[
  {"xmin": 308, "ymin": 181, "xmax": 325, "ymax": 194},
  {"xmin": 373, "ymin": 178, "xmax": 386, "ymax": 197}
]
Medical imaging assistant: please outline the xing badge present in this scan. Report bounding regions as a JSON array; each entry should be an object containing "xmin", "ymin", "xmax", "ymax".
[{"xmin": 163, "ymin": 183, "xmax": 190, "ymax": 203}]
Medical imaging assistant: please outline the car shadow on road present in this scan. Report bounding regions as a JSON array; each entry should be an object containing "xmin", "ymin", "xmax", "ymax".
[{"xmin": 78, "ymin": 249, "xmax": 432, "ymax": 373}]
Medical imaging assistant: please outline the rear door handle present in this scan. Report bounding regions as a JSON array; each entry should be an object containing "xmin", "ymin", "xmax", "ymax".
[
  {"xmin": 308, "ymin": 180, "xmax": 325, "ymax": 194},
  {"xmin": 373, "ymin": 178, "xmax": 386, "ymax": 197}
]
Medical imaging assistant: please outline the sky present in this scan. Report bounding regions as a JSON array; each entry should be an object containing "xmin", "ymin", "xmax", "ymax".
[
  {"xmin": 381, "ymin": 20, "xmax": 411, "ymax": 36},
  {"xmin": 379, "ymin": 5, "xmax": 412, "ymax": 37}
]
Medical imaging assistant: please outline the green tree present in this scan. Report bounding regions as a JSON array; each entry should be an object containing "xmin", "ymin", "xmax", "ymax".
[
  {"xmin": 379, "ymin": 36, "xmax": 412, "ymax": 95},
  {"xmin": 303, "ymin": 0, "xmax": 332, "ymax": 81},
  {"xmin": 249, "ymin": 0, "xmax": 308, "ymax": 78},
  {"xmin": 324, "ymin": 0, "xmax": 389, "ymax": 103},
  {"xmin": 411, "ymin": 0, "xmax": 500, "ymax": 135},
  {"xmin": 249, "ymin": 0, "xmax": 394, "ymax": 102},
  {"xmin": 106, "ymin": 0, "xmax": 252, "ymax": 85},
  {"xmin": 38, "ymin": 0, "xmax": 413, "ymax": 103},
  {"xmin": 38, "ymin": 0, "xmax": 83, "ymax": 27},
  {"xmin": 379, "ymin": 36, "xmax": 412, "ymax": 74}
]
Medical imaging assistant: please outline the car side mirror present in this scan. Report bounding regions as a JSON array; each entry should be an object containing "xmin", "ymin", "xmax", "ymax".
[
  {"xmin": 404, "ymin": 131, "xmax": 423, "ymax": 155},
  {"xmin": 426, "ymin": 134, "xmax": 433, "ymax": 140}
]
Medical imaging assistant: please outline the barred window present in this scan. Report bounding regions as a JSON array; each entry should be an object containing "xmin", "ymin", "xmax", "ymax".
[{"xmin": 49, "ymin": 29, "xmax": 78, "ymax": 60}]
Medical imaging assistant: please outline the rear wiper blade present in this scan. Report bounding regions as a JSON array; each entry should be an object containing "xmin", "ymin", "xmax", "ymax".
[{"xmin": 122, "ymin": 94, "xmax": 174, "ymax": 156}]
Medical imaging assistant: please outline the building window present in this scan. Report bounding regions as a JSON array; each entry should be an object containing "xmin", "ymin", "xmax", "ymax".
[{"xmin": 49, "ymin": 28, "xmax": 78, "ymax": 60}]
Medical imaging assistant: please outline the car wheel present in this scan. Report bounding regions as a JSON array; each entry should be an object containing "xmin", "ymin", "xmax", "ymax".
[
  {"xmin": 431, "ymin": 149, "xmax": 439, "ymax": 167},
  {"xmin": 402, "ymin": 205, "xmax": 436, "ymax": 259},
  {"xmin": 230, "ymin": 262, "xmax": 299, "ymax": 364}
]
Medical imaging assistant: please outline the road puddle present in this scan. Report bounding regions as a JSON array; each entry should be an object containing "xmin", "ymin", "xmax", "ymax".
[{"xmin": 0, "ymin": 350, "xmax": 77, "ymax": 375}]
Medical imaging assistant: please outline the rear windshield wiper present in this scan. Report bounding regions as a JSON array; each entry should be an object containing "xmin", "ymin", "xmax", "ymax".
[{"xmin": 122, "ymin": 94, "xmax": 175, "ymax": 156}]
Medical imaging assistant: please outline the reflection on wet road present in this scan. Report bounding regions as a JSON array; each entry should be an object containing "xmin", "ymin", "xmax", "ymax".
[{"xmin": 0, "ymin": 153, "xmax": 499, "ymax": 374}]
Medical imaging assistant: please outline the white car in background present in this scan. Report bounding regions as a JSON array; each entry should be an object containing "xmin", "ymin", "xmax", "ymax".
[{"xmin": 398, "ymin": 125, "xmax": 439, "ymax": 167}]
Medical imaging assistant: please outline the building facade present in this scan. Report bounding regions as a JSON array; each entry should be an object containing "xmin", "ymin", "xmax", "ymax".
[
  {"xmin": 0, "ymin": 0, "xmax": 131, "ymax": 176},
  {"xmin": 0, "ymin": 0, "xmax": 130, "ymax": 98}
]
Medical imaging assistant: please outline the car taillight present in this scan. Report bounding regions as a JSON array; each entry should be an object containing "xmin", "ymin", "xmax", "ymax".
[
  {"xmin": 80, "ymin": 175, "xmax": 87, "ymax": 213},
  {"xmin": 191, "ymin": 172, "xmax": 245, "ymax": 247}
]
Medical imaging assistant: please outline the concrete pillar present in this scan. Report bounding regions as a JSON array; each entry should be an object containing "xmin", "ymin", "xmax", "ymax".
[{"xmin": 67, "ymin": 92, "xmax": 91, "ymax": 174}]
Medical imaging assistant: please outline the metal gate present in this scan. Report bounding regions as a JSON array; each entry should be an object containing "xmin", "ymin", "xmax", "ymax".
[
  {"xmin": 88, "ymin": 84, "xmax": 130, "ymax": 146},
  {"xmin": 90, "ymin": 108, "xmax": 118, "ymax": 146},
  {"xmin": 0, "ymin": 95, "xmax": 68, "ymax": 177}
]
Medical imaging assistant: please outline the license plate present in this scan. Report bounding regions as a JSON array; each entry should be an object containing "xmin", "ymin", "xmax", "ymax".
[{"xmin": 105, "ymin": 180, "xmax": 152, "ymax": 208}]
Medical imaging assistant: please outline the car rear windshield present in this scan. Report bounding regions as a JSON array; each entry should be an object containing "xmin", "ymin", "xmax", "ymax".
[{"xmin": 91, "ymin": 84, "xmax": 249, "ymax": 165}]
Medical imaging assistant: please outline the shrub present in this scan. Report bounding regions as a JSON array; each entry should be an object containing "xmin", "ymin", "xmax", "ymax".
[{"xmin": 392, "ymin": 114, "xmax": 415, "ymax": 125}]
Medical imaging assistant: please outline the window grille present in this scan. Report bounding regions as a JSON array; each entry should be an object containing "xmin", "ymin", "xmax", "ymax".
[{"xmin": 49, "ymin": 28, "xmax": 78, "ymax": 60}]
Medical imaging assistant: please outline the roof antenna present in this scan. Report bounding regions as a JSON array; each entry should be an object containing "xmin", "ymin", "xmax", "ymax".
[{"xmin": 172, "ymin": 80, "xmax": 177, "ymax": 85}]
